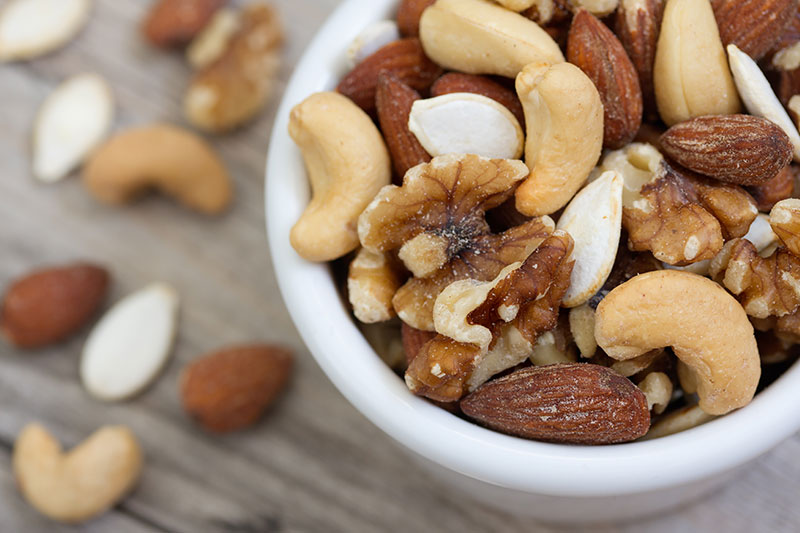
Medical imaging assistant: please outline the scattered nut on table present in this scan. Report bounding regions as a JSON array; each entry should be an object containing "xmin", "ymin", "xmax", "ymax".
[{"xmin": 0, "ymin": 0, "xmax": 92, "ymax": 61}]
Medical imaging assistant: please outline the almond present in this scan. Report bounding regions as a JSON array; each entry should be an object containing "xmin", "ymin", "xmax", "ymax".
[
  {"xmin": 660, "ymin": 115, "xmax": 793, "ymax": 186},
  {"xmin": 460, "ymin": 363, "xmax": 650, "ymax": 444},
  {"xmin": 769, "ymin": 10, "xmax": 800, "ymax": 70},
  {"xmin": 777, "ymin": 68, "xmax": 800, "ymax": 106},
  {"xmin": 615, "ymin": 0, "xmax": 664, "ymax": 116},
  {"xmin": 396, "ymin": 0, "xmax": 436, "ymax": 37},
  {"xmin": 711, "ymin": 0, "xmax": 798, "ymax": 61},
  {"xmin": 567, "ymin": 9, "xmax": 643, "ymax": 149},
  {"xmin": 431, "ymin": 72, "xmax": 525, "ymax": 126},
  {"xmin": 401, "ymin": 322, "xmax": 437, "ymax": 364},
  {"xmin": 747, "ymin": 165, "xmax": 796, "ymax": 211},
  {"xmin": 337, "ymin": 37, "xmax": 442, "ymax": 113},
  {"xmin": 180, "ymin": 344, "xmax": 293, "ymax": 432},
  {"xmin": 142, "ymin": 0, "xmax": 227, "ymax": 48},
  {"xmin": 376, "ymin": 72, "xmax": 431, "ymax": 181},
  {"xmin": 1, "ymin": 263, "xmax": 109, "ymax": 349}
]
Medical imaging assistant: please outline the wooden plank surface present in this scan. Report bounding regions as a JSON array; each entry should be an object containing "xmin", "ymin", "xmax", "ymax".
[{"xmin": 0, "ymin": 1, "xmax": 798, "ymax": 531}]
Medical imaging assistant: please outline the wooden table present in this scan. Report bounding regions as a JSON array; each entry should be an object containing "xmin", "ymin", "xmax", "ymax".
[{"xmin": 0, "ymin": 1, "xmax": 798, "ymax": 531}]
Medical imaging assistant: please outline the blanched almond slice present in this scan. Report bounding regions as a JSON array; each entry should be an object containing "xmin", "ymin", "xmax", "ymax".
[
  {"xmin": 0, "ymin": 0, "xmax": 91, "ymax": 61},
  {"xmin": 728, "ymin": 44, "xmax": 800, "ymax": 161},
  {"xmin": 32, "ymin": 73, "xmax": 113, "ymax": 183},
  {"xmin": 346, "ymin": 20, "xmax": 400, "ymax": 70},
  {"xmin": 556, "ymin": 170, "xmax": 623, "ymax": 307},
  {"xmin": 408, "ymin": 93, "xmax": 524, "ymax": 159},
  {"xmin": 81, "ymin": 283, "xmax": 179, "ymax": 402}
]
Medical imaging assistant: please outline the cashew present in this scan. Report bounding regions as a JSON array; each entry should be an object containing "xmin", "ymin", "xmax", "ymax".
[
  {"xmin": 419, "ymin": 0, "xmax": 564, "ymax": 78},
  {"xmin": 289, "ymin": 92, "xmax": 391, "ymax": 262},
  {"xmin": 653, "ymin": 0, "xmax": 740, "ymax": 126},
  {"xmin": 638, "ymin": 371, "xmax": 673, "ymax": 414},
  {"xmin": 676, "ymin": 359, "xmax": 698, "ymax": 395},
  {"xmin": 82, "ymin": 124, "xmax": 232, "ymax": 214},
  {"xmin": 13, "ymin": 423, "xmax": 143, "ymax": 523},
  {"xmin": 514, "ymin": 62, "xmax": 603, "ymax": 216},
  {"xmin": 595, "ymin": 270, "xmax": 760, "ymax": 415},
  {"xmin": 346, "ymin": 20, "xmax": 400, "ymax": 69}
]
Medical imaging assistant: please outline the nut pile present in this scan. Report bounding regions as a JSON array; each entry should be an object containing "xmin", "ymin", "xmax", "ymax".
[{"xmin": 290, "ymin": 0, "xmax": 800, "ymax": 445}]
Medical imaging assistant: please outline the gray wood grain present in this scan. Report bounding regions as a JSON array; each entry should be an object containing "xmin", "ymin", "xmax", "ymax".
[{"xmin": 0, "ymin": 1, "xmax": 798, "ymax": 531}]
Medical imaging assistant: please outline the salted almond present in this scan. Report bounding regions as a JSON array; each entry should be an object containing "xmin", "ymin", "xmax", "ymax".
[
  {"xmin": 615, "ymin": 0, "xmax": 663, "ymax": 115},
  {"xmin": 0, "ymin": 0, "xmax": 91, "ymax": 61},
  {"xmin": 81, "ymin": 283, "xmax": 179, "ymax": 402},
  {"xmin": 33, "ymin": 73, "xmax": 113, "ymax": 183},
  {"xmin": 568, "ymin": 9, "xmax": 642, "ymax": 149},
  {"xmin": 728, "ymin": 44, "xmax": 800, "ymax": 161},
  {"xmin": 408, "ymin": 93, "xmax": 524, "ymax": 159},
  {"xmin": 376, "ymin": 73, "xmax": 430, "ymax": 180},
  {"xmin": 397, "ymin": 0, "xmax": 436, "ymax": 37},
  {"xmin": 346, "ymin": 20, "xmax": 400, "ymax": 69},
  {"xmin": 653, "ymin": 0, "xmax": 741, "ymax": 126},
  {"xmin": 557, "ymin": 171, "xmax": 624, "ymax": 307},
  {"xmin": 660, "ymin": 115, "xmax": 793, "ymax": 186},
  {"xmin": 711, "ymin": 0, "xmax": 798, "ymax": 61},
  {"xmin": 747, "ymin": 166, "xmax": 795, "ymax": 212}
]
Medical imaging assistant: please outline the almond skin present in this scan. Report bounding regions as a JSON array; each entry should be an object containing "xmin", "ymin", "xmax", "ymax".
[
  {"xmin": 337, "ymin": 38, "xmax": 443, "ymax": 113},
  {"xmin": 747, "ymin": 165, "xmax": 796, "ymax": 211},
  {"xmin": 142, "ymin": 0, "xmax": 227, "ymax": 48},
  {"xmin": 615, "ymin": 0, "xmax": 664, "ymax": 116},
  {"xmin": 397, "ymin": 0, "xmax": 436, "ymax": 37},
  {"xmin": 660, "ymin": 115, "xmax": 793, "ymax": 186},
  {"xmin": 1, "ymin": 263, "xmax": 109, "ymax": 349},
  {"xmin": 461, "ymin": 363, "xmax": 650, "ymax": 444},
  {"xmin": 430, "ymin": 72, "xmax": 525, "ymax": 127},
  {"xmin": 376, "ymin": 73, "xmax": 431, "ymax": 182},
  {"xmin": 711, "ymin": 0, "xmax": 798, "ymax": 61},
  {"xmin": 180, "ymin": 344, "xmax": 293, "ymax": 433},
  {"xmin": 568, "ymin": 9, "xmax": 643, "ymax": 149}
]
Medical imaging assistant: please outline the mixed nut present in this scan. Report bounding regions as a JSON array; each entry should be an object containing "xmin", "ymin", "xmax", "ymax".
[{"xmin": 290, "ymin": 0, "xmax": 800, "ymax": 445}]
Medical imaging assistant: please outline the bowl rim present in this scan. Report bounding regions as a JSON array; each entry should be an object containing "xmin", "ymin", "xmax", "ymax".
[{"xmin": 265, "ymin": 0, "xmax": 800, "ymax": 497}]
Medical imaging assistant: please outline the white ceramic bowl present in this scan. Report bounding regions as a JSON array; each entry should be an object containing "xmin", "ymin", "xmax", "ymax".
[{"xmin": 266, "ymin": 0, "xmax": 800, "ymax": 523}]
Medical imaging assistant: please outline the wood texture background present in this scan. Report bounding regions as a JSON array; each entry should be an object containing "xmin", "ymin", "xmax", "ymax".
[{"xmin": 0, "ymin": 1, "xmax": 798, "ymax": 531}]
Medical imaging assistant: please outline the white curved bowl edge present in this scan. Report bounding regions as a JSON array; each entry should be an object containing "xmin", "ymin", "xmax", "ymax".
[{"xmin": 265, "ymin": 0, "xmax": 800, "ymax": 517}]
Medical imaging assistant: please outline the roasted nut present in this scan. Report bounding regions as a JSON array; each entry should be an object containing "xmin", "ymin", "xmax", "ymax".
[
  {"xmin": 289, "ymin": 92, "xmax": 391, "ymax": 262},
  {"xmin": 744, "ymin": 213, "xmax": 780, "ymax": 255},
  {"xmin": 83, "ymin": 124, "xmax": 232, "ymax": 215},
  {"xmin": 13, "ymin": 424, "xmax": 143, "ymax": 523},
  {"xmin": 401, "ymin": 322, "xmax": 437, "ymax": 364},
  {"xmin": 616, "ymin": 0, "xmax": 664, "ymax": 115},
  {"xmin": 644, "ymin": 404, "xmax": 716, "ymax": 439},
  {"xmin": 431, "ymin": 72, "xmax": 525, "ymax": 126},
  {"xmin": 596, "ymin": 143, "xmax": 757, "ymax": 265},
  {"xmin": 569, "ymin": 0, "xmax": 619, "ymax": 16},
  {"xmin": 557, "ymin": 171, "xmax": 624, "ymax": 307},
  {"xmin": 710, "ymin": 238, "xmax": 800, "ymax": 318},
  {"xmin": 376, "ymin": 73, "xmax": 431, "ymax": 181},
  {"xmin": 359, "ymin": 153, "xmax": 554, "ymax": 330},
  {"xmin": 638, "ymin": 371, "xmax": 672, "ymax": 414},
  {"xmin": 514, "ymin": 62, "xmax": 603, "ymax": 216},
  {"xmin": 771, "ymin": 11, "xmax": 800, "ymax": 71},
  {"xmin": 1, "ymin": 263, "xmax": 109, "ymax": 349},
  {"xmin": 746, "ymin": 165, "xmax": 795, "ymax": 212},
  {"xmin": 142, "ymin": 0, "xmax": 226, "ymax": 48},
  {"xmin": 676, "ymin": 359, "xmax": 698, "ymax": 394},
  {"xmin": 595, "ymin": 270, "xmax": 761, "ymax": 415},
  {"xmin": 771, "ymin": 199, "xmax": 800, "ymax": 256},
  {"xmin": 184, "ymin": 3, "xmax": 283, "ymax": 132},
  {"xmin": 419, "ymin": 0, "xmax": 564, "ymax": 78},
  {"xmin": 404, "ymin": 232, "xmax": 574, "ymax": 401},
  {"xmin": 348, "ymin": 248, "xmax": 406, "ymax": 323},
  {"xmin": 567, "ymin": 9, "xmax": 643, "ymax": 149},
  {"xmin": 776, "ymin": 309, "xmax": 800, "ymax": 344},
  {"xmin": 397, "ymin": 0, "xmax": 436, "ymax": 37},
  {"xmin": 711, "ymin": 0, "xmax": 798, "ymax": 61},
  {"xmin": 610, "ymin": 349, "xmax": 664, "ymax": 377},
  {"xmin": 569, "ymin": 304, "xmax": 597, "ymax": 358},
  {"xmin": 653, "ymin": 0, "xmax": 741, "ymax": 126},
  {"xmin": 408, "ymin": 93, "xmax": 524, "ymax": 159},
  {"xmin": 346, "ymin": 20, "xmax": 400, "ymax": 69},
  {"xmin": 660, "ymin": 115, "xmax": 793, "ymax": 186},
  {"xmin": 461, "ymin": 363, "xmax": 650, "ymax": 445},
  {"xmin": 529, "ymin": 315, "xmax": 577, "ymax": 366},
  {"xmin": 728, "ymin": 44, "xmax": 800, "ymax": 161},
  {"xmin": 337, "ymin": 38, "xmax": 442, "ymax": 114},
  {"xmin": 522, "ymin": 0, "xmax": 571, "ymax": 25},
  {"xmin": 589, "ymin": 246, "xmax": 663, "ymax": 308},
  {"xmin": 0, "ymin": 0, "xmax": 91, "ymax": 62},
  {"xmin": 493, "ymin": 0, "xmax": 537, "ymax": 9},
  {"xmin": 186, "ymin": 7, "xmax": 239, "ymax": 69}
]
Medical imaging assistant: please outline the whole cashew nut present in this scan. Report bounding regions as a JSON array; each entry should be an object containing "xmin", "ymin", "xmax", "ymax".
[
  {"xmin": 289, "ymin": 91, "xmax": 391, "ymax": 262},
  {"xmin": 514, "ymin": 62, "xmax": 604, "ymax": 216},
  {"xmin": 595, "ymin": 270, "xmax": 760, "ymax": 415},
  {"xmin": 13, "ymin": 423, "xmax": 143, "ymax": 523},
  {"xmin": 83, "ymin": 124, "xmax": 232, "ymax": 214}
]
